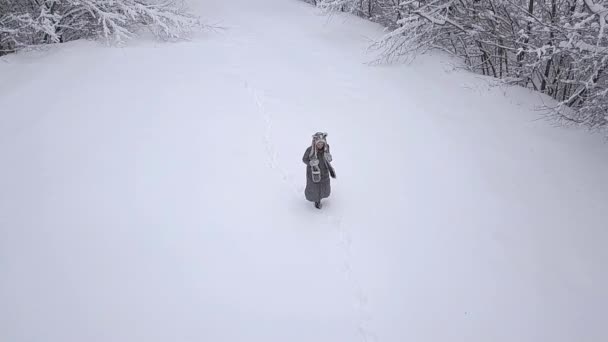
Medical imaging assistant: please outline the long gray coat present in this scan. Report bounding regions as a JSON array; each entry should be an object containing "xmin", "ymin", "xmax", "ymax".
[{"xmin": 302, "ymin": 146, "xmax": 333, "ymax": 202}]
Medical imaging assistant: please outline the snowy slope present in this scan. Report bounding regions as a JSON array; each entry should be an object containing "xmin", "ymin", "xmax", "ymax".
[{"xmin": 1, "ymin": 0, "xmax": 608, "ymax": 341}]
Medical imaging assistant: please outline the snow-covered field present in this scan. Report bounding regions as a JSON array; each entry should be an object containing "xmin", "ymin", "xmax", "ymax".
[{"xmin": 1, "ymin": 0, "xmax": 607, "ymax": 341}]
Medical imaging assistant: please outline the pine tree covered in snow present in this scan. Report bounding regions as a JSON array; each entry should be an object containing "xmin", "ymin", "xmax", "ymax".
[
  {"xmin": 0, "ymin": 0, "xmax": 201, "ymax": 56},
  {"xmin": 310, "ymin": 0, "xmax": 608, "ymax": 131}
]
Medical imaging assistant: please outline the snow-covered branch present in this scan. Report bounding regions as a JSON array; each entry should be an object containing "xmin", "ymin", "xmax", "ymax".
[
  {"xmin": 0, "ymin": 0, "xmax": 203, "ymax": 55},
  {"xmin": 307, "ymin": 0, "xmax": 608, "ymax": 131}
]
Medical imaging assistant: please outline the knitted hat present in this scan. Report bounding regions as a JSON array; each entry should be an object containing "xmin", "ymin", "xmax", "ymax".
[
  {"xmin": 313, "ymin": 132, "xmax": 327, "ymax": 145},
  {"xmin": 310, "ymin": 132, "xmax": 329, "ymax": 157}
]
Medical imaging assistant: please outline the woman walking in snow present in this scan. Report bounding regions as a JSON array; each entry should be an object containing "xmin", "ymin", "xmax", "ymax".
[{"xmin": 303, "ymin": 132, "xmax": 336, "ymax": 209}]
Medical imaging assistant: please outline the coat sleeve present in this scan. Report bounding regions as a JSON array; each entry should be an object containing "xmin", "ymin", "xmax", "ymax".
[
  {"xmin": 302, "ymin": 147, "xmax": 311, "ymax": 165},
  {"xmin": 325, "ymin": 145, "xmax": 333, "ymax": 162},
  {"xmin": 325, "ymin": 145, "xmax": 336, "ymax": 178}
]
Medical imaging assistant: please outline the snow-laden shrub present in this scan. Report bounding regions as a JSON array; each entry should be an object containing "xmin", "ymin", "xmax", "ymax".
[{"xmin": 0, "ymin": 0, "xmax": 201, "ymax": 55}]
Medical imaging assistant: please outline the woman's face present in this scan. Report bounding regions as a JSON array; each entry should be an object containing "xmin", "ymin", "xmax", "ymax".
[{"xmin": 316, "ymin": 141, "xmax": 325, "ymax": 150}]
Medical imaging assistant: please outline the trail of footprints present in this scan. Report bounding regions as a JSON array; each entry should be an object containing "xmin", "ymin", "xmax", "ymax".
[
  {"xmin": 327, "ymin": 215, "xmax": 377, "ymax": 342},
  {"xmin": 245, "ymin": 81, "xmax": 302, "ymax": 197},
  {"xmin": 245, "ymin": 81, "xmax": 377, "ymax": 342}
]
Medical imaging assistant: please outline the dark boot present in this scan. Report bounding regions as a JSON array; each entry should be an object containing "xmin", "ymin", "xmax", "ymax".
[{"xmin": 314, "ymin": 201, "xmax": 322, "ymax": 209}]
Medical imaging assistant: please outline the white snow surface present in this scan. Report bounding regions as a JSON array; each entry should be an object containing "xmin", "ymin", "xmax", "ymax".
[{"xmin": 1, "ymin": 1, "xmax": 608, "ymax": 341}]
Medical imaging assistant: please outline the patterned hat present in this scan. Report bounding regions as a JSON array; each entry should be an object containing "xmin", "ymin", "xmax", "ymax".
[
  {"xmin": 311, "ymin": 132, "xmax": 329, "ymax": 156},
  {"xmin": 312, "ymin": 132, "xmax": 327, "ymax": 144}
]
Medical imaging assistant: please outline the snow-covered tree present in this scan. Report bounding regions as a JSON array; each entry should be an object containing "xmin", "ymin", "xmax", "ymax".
[
  {"xmin": 308, "ymin": 0, "xmax": 608, "ymax": 131},
  {"xmin": 0, "ymin": 0, "xmax": 201, "ymax": 56}
]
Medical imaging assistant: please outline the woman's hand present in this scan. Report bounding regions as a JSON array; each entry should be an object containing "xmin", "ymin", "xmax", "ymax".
[{"xmin": 309, "ymin": 159, "xmax": 319, "ymax": 167}]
